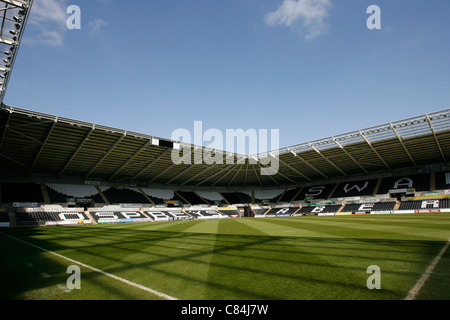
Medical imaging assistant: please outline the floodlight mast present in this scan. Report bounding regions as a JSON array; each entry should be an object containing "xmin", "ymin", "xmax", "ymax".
[{"xmin": 0, "ymin": 0, "xmax": 33, "ymax": 103}]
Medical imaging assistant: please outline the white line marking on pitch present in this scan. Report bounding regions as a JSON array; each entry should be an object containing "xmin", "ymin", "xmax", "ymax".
[
  {"xmin": 57, "ymin": 284, "xmax": 72, "ymax": 293},
  {"xmin": 1, "ymin": 232, "xmax": 177, "ymax": 300},
  {"xmin": 405, "ymin": 239, "xmax": 450, "ymax": 300}
]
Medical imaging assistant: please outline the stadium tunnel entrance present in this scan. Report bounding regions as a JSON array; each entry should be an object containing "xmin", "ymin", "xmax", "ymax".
[
  {"xmin": 237, "ymin": 206, "xmax": 254, "ymax": 218},
  {"xmin": 389, "ymin": 188, "xmax": 415, "ymax": 201},
  {"xmin": 69, "ymin": 198, "xmax": 94, "ymax": 211}
]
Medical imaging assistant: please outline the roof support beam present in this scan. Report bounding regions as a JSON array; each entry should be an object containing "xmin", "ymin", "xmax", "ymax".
[
  {"xmin": 279, "ymin": 157, "xmax": 312, "ymax": 181},
  {"xmin": 191, "ymin": 162, "xmax": 240, "ymax": 187},
  {"xmin": 29, "ymin": 119, "xmax": 57, "ymax": 171},
  {"xmin": 274, "ymin": 169, "xmax": 296, "ymax": 183},
  {"xmin": 0, "ymin": 152, "xmax": 28, "ymax": 168},
  {"xmin": 59, "ymin": 126, "xmax": 94, "ymax": 177},
  {"xmin": 0, "ymin": 0, "xmax": 30, "ymax": 8},
  {"xmin": 332, "ymin": 137, "xmax": 368, "ymax": 174},
  {"xmin": 0, "ymin": 0, "xmax": 34, "ymax": 102},
  {"xmin": 252, "ymin": 165, "xmax": 262, "ymax": 187},
  {"xmin": 109, "ymin": 140, "xmax": 151, "ymax": 180},
  {"xmin": 165, "ymin": 164, "xmax": 197, "ymax": 185},
  {"xmin": 148, "ymin": 163, "xmax": 177, "ymax": 184},
  {"xmin": 426, "ymin": 115, "xmax": 447, "ymax": 163},
  {"xmin": 85, "ymin": 133, "xmax": 126, "ymax": 178},
  {"xmin": 8, "ymin": 127, "xmax": 45, "ymax": 145},
  {"xmin": 211, "ymin": 165, "xmax": 240, "ymax": 187},
  {"xmin": 358, "ymin": 130, "xmax": 391, "ymax": 170},
  {"xmin": 0, "ymin": 109, "xmax": 12, "ymax": 149},
  {"xmin": 390, "ymin": 123, "xmax": 417, "ymax": 167},
  {"xmin": 264, "ymin": 169, "xmax": 280, "ymax": 186},
  {"xmin": 309, "ymin": 143, "xmax": 347, "ymax": 176},
  {"xmin": 227, "ymin": 165, "xmax": 242, "ymax": 188},
  {"xmin": 258, "ymin": 158, "xmax": 295, "ymax": 184},
  {"xmin": 181, "ymin": 164, "xmax": 216, "ymax": 186},
  {"xmin": 131, "ymin": 149, "xmax": 170, "ymax": 181},
  {"xmin": 291, "ymin": 152, "xmax": 328, "ymax": 179}
]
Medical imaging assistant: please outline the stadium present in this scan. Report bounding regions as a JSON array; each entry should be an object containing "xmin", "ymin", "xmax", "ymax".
[{"xmin": 0, "ymin": 0, "xmax": 450, "ymax": 304}]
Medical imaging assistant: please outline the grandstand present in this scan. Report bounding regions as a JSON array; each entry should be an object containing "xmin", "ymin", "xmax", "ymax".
[
  {"xmin": 0, "ymin": 3, "xmax": 448, "ymax": 220},
  {"xmin": 0, "ymin": 96, "xmax": 449, "ymax": 226},
  {"xmin": 0, "ymin": 95, "xmax": 449, "ymax": 227},
  {"xmin": 1, "ymin": 162, "xmax": 450, "ymax": 226},
  {"xmin": 0, "ymin": 0, "xmax": 450, "ymax": 303}
]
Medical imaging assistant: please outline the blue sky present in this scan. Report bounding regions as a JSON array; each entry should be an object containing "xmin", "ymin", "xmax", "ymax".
[{"xmin": 4, "ymin": 0, "xmax": 450, "ymax": 151}]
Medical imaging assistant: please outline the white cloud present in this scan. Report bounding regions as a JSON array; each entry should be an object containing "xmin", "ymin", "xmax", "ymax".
[
  {"xmin": 26, "ymin": 0, "xmax": 68, "ymax": 47},
  {"xmin": 24, "ymin": 1, "xmax": 108, "ymax": 46},
  {"xmin": 400, "ymin": 37, "xmax": 422, "ymax": 48},
  {"xmin": 264, "ymin": 0, "xmax": 333, "ymax": 40},
  {"xmin": 89, "ymin": 19, "xmax": 108, "ymax": 35}
]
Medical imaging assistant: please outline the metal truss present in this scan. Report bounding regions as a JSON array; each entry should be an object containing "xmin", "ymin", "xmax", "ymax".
[{"xmin": 0, "ymin": 0, "xmax": 33, "ymax": 102}]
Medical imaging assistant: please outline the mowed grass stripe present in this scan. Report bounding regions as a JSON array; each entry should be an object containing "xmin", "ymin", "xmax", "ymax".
[
  {"xmin": 260, "ymin": 214, "xmax": 450, "ymax": 241},
  {"xmin": 113, "ymin": 219, "xmax": 222, "ymax": 299},
  {"xmin": 203, "ymin": 216, "xmax": 450, "ymax": 299},
  {"xmin": 238, "ymin": 218, "xmax": 384, "ymax": 298},
  {"xmin": 101, "ymin": 220, "xmax": 229, "ymax": 299},
  {"xmin": 86, "ymin": 221, "xmax": 221, "ymax": 299},
  {"xmin": 221, "ymin": 218, "xmax": 413, "ymax": 299},
  {"xmin": 1, "ymin": 213, "xmax": 449, "ymax": 300},
  {"xmin": 2, "ymin": 222, "xmax": 214, "ymax": 299},
  {"xmin": 204, "ymin": 218, "xmax": 365, "ymax": 299},
  {"xmin": 0, "ymin": 231, "xmax": 178, "ymax": 300}
]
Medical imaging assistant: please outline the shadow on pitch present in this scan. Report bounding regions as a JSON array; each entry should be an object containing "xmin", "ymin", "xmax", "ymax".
[{"xmin": 1, "ymin": 223, "xmax": 446, "ymax": 300}]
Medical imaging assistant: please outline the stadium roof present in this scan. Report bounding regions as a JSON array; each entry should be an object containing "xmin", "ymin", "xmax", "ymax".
[
  {"xmin": 0, "ymin": 0, "xmax": 33, "ymax": 102},
  {"xmin": 0, "ymin": 0, "xmax": 448, "ymax": 191},
  {"xmin": 1, "ymin": 104, "xmax": 449, "ymax": 191}
]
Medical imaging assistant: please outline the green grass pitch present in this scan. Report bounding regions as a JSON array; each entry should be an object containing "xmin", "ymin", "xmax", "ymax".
[{"xmin": 1, "ymin": 213, "xmax": 449, "ymax": 300}]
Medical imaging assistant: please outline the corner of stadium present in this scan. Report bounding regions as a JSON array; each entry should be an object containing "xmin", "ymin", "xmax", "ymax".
[{"xmin": 0, "ymin": 0, "xmax": 449, "ymax": 304}]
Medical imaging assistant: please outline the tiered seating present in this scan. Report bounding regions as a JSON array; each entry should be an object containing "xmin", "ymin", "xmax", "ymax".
[
  {"xmin": 195, "ymin": 191, "xmax": 224, "ymax": 205},
  {"xmin": 184, "ymin": 209, "xmax": 224, "ymax": 220},
  {"xmin": 377, "ymin": 174, "xmax": 430, "ymax": 194},
  {"xmin": 0, "ymin": 212, "xmax": 10, "ymax": 227},
  {"xmin": 265, "ymin": 207, "xmax": 300, "ymax": 216},
  {"xmin": 297, "ymin": 204, "xmax": 342, "ymax": 216},
  {"xmin": 398, "ymin": 198, "xmax": 450, "ymax": 211},
  {"xmin": 434, "ymin": 172, "xmax": 450, "ymax": 191},
  {"xmin": 45, "ymin": 183, "xmax": 104, "ymax": 203},
  {"xmin": 253, "ymin": 189, "xmax": 285, "ymax": 203},
  {"xmin": 143, "ymin": 210, "xmax": 172, "ymax": 222},
  {"xmin": 277, "ymin": 188, "xmax": 301, "ymax": 202},
  {"xmin": 341, "ymin": 201, "xmax": 396, "ymax": 214},
  {"xmin": 331, "ymin": 179, "xmax": 378, "ymax": 198},
  {"xmin": 251, "ymin": 208, "xmax": 269, "ymax": 216},
  {"xmin": 143, "ymin": 209, "xmax": 197, "ymax": 221},
  {"xmin": 174, "ymin": 191, "xmax": 209, "ymax": 205},
  {"xmin": 221, "ymin": 192, "xmax": 252, "ymax": 204},
  {"xmin": 101, "ymin": 187, "xmax": 150, "ymax": 204},
  {"xmin": 165, "ymin": 210, "xmax": 194, "ymax": 220},
  {"xmin": 140, "ymin": 188, "xmax": 173, "ymax": 204},
  {"xmin": 218, "ymin": 208, "xmax": 240, "ymax": 217},
  {"xmin": 89, "ymin": 208, "xmax": 150, "ymax": 224},
  {"xmin": 144, "ymin": 209, "xmax": 193, "ymax": 221},
  {"xmin": 293, "ymin": 184, "xmax": 336, "ymax": 201},
  {"xmin": 15, "ymin": 207, "xmax": 91, "ymax": 226},
  {"xmin": 5, "ymin": 170, "xmax": 450, "ymax": 229},
  {"xmin": 1, "ymin": 182, "xmax": 44, "ymax": 203}
]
